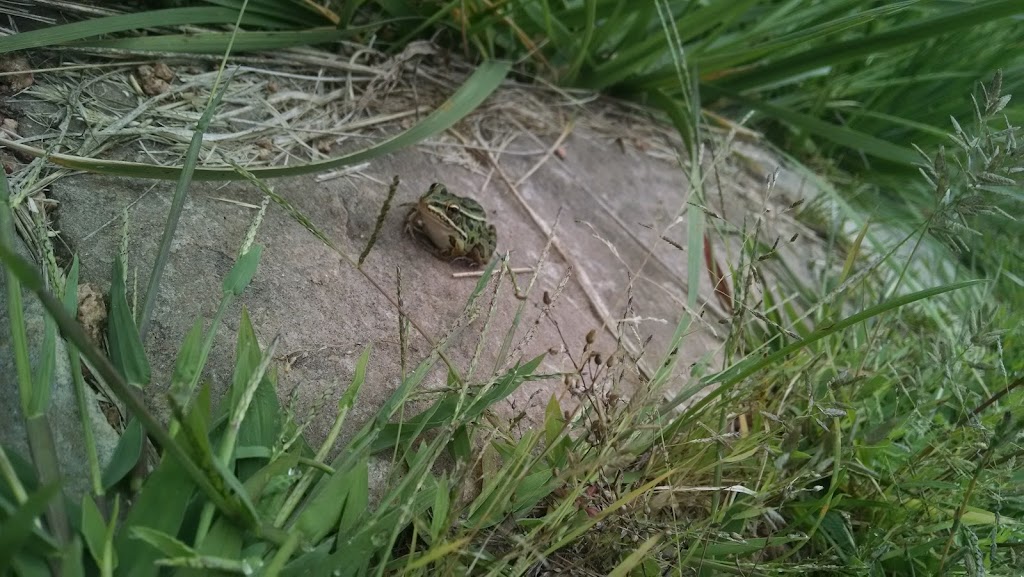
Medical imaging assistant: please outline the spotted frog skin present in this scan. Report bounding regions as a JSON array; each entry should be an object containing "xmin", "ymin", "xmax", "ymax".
[{"xmin": 405, "ymin": 183, "xmax": 497, "ymax": 266}]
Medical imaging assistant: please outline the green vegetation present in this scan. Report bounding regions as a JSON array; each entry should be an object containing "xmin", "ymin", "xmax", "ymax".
[{"xmin": 1, "ymin": 1, "xmax": 1022, "ymax": 575}]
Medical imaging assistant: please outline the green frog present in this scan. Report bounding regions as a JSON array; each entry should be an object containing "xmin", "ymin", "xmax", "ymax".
[{"xmin": 405, "ymin": 183, "xmax": 497, "ymax": 266}]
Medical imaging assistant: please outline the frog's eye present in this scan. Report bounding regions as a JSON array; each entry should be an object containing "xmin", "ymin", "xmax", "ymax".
[{"xmin": 445, "ymin": 205, "xmax": 462, "ymax": 217}]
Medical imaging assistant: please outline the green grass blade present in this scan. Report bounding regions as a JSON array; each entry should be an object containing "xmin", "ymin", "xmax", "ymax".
[
  {"xmin": 67, "ymin": 27, "xmax": 360, "ymax": 54},
  {"xmin": 369, "ymin": 353, "xmax": 545, "ymax": 454},
  {"xmin": 563, "ymin": 0, "xmax": 597, "ymax": 82},
  {"xmin": 608, "ymin": 534, "xmax": 661, "ymax": 577},
  {"xmin": 137, "ymin": 75, "xmax": 233, "ymax": 341},
  {"xmin": 695, "ymin": 1, "xmax": 915, "ymax": 73},
  {"xmin": 292, "ymin": 258, "xmax": 501, "ymax": 543},
  {"xmin": 130, "ymin": 527, "xmax": 197, "ymax": 559},
  {"xmin": 712, "ymin": 0, "xmax": 1024, "ymax": 92},
  {"xmin": 0, "ymin": 60, "xmax": 510, "ymax": 181},
  {"xmin": 0, "ymin": 8, "xmax": 262, "ymax": 54},
  {"xmin": 273, "ymin": 345, "xmax": 370, "ymax": 528},
  {"xmin": 705, "ymin": 86, "xmax": 921, "ymax": 165},
  {"xmin": 664, "ymin": 278, "xmax": 989, "ymax": 418},
  {"xmin": 582, "ymin": 0, "xmax": 760, "ymax": 91}
]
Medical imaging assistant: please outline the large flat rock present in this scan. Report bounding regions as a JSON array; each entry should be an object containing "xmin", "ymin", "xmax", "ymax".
[{"xmin": 4, "ymin": 51, "xmax": 831, "ymax": 466}]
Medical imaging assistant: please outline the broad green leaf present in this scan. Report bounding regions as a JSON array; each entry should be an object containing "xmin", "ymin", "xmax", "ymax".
[
  {"xmin": 336, "ymin": 458, "xmax": 369, "ymax": 537},
  {"xmin": 223, "ymin": 246, "xmax": 263, "ymax": 297},
  {"xmin": 511, "ymin": 467, "xmax": 557, "ymax": 513},
  {"xmin": 700, "ymin": 535, "xmax": 803, "ymax": 556},
  {"xmin": 115, "ymin": 401, "xmax": 206, "ymax": 576},
  {"xmin": 269, "ymin": 343, "xmax": 367, "ymax": 529},
  {"xmin": 278, "ymin": 541, "xmax": 333, "ymax": 577},
  {"xmin": 240, "ymin": 452, "xmax": 302, "ymax": 520},
  {"xmin": 157, "ymin": 554, "xmax": 259, "ymax": 573},
  {"xmin": 169, "ymin": 381, "xmax": 262, "ymax": 529},
  {"xmin": 339, "ymin": 344, "xmax": 370, "ymax": 412},
  {"xmin": 819, "ymin": 510, "xmax": 858, "ymax": 561},
  {"xmin": 176, "ymin": 512, "xmax": 245, "ymax": 573},
  {"xmin": 197, "ymin": 450, "xmax": 261, "ymax": 530},
  {"xmin": 722, "ymin": 446, "xmax": 759, "ymax": 463},
  {"xmin": 468, "ymin": 431, "xmax": 547, "ymax": 527},
  {"xmin": 544, "ymin": 393, "xmax": 566, "ymax": 466},
  {"xmin": 234, "ymin": 446, "xmax": 273, "ymax": 460},
  {"xmin": 108, "ymin": 255, "xmax": 151, "ymax": 387},
  {"xmin": 10, "ymin": 554, "xmax": 50, "ymax": 577},
  {"xmin": 294, "ymin": 448, "xmax": 372, "ymax": 543},
  {"xmin": 228, "ymin": 308, "xmax": 281, "ymax": 474},
  {"xmin": 0, "ymin": 61, "xmax": 511, "ymax": 181},
  {"xmin": 131, "ymin": 527, "xmax": 197, "ymax": 559},
  {"xmin": 335, "ymin": 473, "xmax": 441, "ymax": 571},
  {"xmin": 101, "ymin": 417, "xmax": 144, "ymax": 491},
  {"xmin": 449, "ymin": 425, "xmax": 472, "ymax": 462},
  {"xmin": 80, "ymin": 495, "xmax": 113, "ymax": 569},
  {"xmin": 178, "ymin": 383, "xmax": 215, "ymax": 465},
  {"xmin": 0, "ymin": 483, "xmax": 61, "ymax": 570},
  {"xmin": 61, "ymin": 254, "xmax": 80, "ymax": 314},
  {"xmin": 169, "ymin": 319, "xmax": 206, "ymax": 403},
  {"xmin": 177, "ymin": 456, "xmax": 302, "ymax": 577},
  {"xmin": 103, "ymin": 498, "xmax": 120, "ymax": 573}
]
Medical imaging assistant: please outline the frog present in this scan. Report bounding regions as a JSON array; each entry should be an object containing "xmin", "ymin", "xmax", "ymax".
[{"xmin": 405, "ymin": 182, "xmax": 497, "ymax": 266}]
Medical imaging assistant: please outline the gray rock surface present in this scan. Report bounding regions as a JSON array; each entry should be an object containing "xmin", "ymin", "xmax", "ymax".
[{"xmin": 3, "ymin": 53, "xmax": 833, "ymax": 472}]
